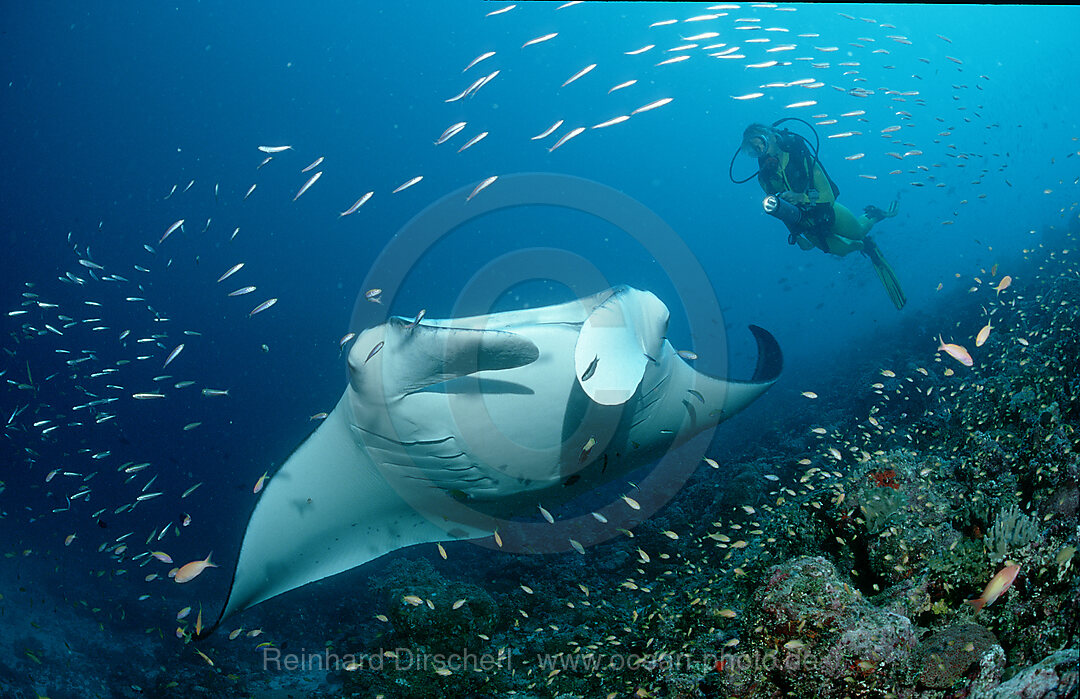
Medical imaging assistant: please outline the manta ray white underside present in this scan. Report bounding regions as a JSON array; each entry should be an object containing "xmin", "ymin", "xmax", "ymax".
[{"xmin": 201, "ymin": 285, "xmax": 781, "ymax": 634}]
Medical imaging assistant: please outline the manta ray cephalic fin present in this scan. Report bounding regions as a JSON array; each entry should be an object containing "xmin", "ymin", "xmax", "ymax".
[
  {"xmin": 351, "ymin": 319, "xmax": 540, "ymax": 399},
  {"xmin": 574, "ymin": 287, "xmax": 669, "ymax": 406}
]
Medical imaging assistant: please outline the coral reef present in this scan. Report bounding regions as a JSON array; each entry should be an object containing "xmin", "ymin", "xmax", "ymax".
[
  {"xmin": 371, "ymin": 558, "xmax": 499, "ymax": 651},
  {"xmin": 985, "ymin": 503, "xmax": 1040, "ymax": 563},
  {"xmin": 916, "ymin": 621, "xmax": 1000, "ymax": 689},
  {"xmin": 858, "ymin": 485, "xmax": 905, "ymax": 535},
  {"xmin": 971, "ymin": 647, "xmax": 1079, "ymax": 699},
  {"xmin": 743, "ymin": 556, "xmax": 918, "ymax": 695}
]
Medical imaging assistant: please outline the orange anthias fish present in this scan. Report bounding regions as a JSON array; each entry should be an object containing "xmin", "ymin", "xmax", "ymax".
[
  {"xmin": 937, "ymin": 335, "xmax": 974, "ymax": 367},
  {"xmin": 965, "ymin": 563, "xmax": 1020, "ymax": 611},
  {"xmin": 174, "ymin": 553, "xmax": 218, "ymax": 584},
  {"xmin": 994, "ymin": 275, "xmax": 1012, "ymax": 294}
]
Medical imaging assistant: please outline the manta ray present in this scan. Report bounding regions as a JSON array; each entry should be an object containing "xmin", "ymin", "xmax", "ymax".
[{"xmin": 201, "ymin": 285, "xmax": 781, "ymax": 634}]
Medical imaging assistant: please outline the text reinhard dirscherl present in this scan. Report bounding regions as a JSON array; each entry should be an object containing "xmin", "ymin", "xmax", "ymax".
[{"xmin": 261, "ymin": 646, "xmax": 842, "ymax": 675}]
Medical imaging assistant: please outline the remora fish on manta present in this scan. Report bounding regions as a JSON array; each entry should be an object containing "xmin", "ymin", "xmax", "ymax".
[{"xmin": 200, "ymin": 285, "xmax": 781, "ymax": 635}]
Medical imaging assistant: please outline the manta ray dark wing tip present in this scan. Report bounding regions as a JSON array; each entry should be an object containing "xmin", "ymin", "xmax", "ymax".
[{"xmin": 747, "ymin": 325, "xmax": 783, "ymax": 383}]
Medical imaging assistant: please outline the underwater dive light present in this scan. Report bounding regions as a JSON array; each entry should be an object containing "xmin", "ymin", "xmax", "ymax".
[{"xmin": 763, "ymin": 195, "xmax": 802, "ymax": 227}]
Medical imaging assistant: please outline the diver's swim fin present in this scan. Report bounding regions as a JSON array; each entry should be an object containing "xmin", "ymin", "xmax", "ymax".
[{"xmin": 862, "ymin": 237, "xmax": 906, "ymax": 310}]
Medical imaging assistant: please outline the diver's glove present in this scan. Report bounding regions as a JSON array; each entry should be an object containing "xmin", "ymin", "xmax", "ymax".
[
  {"xmin": 787, "ymin": 232, "xmax": 799, "ymax": 245},
  {"xmin": 864, "ymin": 205, "xmax": 887, "ymax": 223},
  {"xmin": 779, "ymin": 190, "xmax": 810, "ymax": 205},
  {"xmin": 865, "ymin": 202, "xmax": 899, "ymax": 223}
]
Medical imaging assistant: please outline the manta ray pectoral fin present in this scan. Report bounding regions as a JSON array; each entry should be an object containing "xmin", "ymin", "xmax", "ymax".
[
  {"xmin": 198, "ymin": 394, "xmax": 492, "ymax": 638},
  {"xmin": 698, "ymin": 324, "xmax": 783, "ymax": 420},
  {"xmin": 746, "ymin": 324, "xmax": 783, "ymax": 384},
  {"xmin": 574, "ymin": 286, "xmax": 670, "ymax": 406},
  {"xmin": 350, "ymin": 320, "xmax": 540, "ymax": 397}
]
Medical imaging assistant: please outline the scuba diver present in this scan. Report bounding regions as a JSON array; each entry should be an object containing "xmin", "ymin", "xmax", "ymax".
[{"xmin": 731, "ymin": 119, "xmax": 907, "ymax": 310}]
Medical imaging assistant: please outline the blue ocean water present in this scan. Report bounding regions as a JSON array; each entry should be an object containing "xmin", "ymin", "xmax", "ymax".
[{"xmin": 2, "ymin": 3, "xmax": 1078, "ymax": 697}]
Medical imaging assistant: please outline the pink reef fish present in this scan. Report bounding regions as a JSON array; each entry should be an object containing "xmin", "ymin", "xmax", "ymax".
[
  {"xmin": 965, "ymin": 563, "xmax": 1020, "ymax": 611},
  {"xmin": 174, "ymin": 553, "xmax": 217, "ymax": 583},
  {"xmin": 937, "ymin": 335, "xmax": 973, "ymax": 367}
]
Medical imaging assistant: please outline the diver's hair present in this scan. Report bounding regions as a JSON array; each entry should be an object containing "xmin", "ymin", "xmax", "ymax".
[{"xmin": 742, "ymin": 123, "xmax": 772, "ymax": 144}]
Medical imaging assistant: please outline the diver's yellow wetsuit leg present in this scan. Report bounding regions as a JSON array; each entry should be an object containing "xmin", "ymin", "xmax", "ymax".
[
  {"xmin": 823, "ymin": 203, "xmax": 872, "ymax": 255},
  {"xmin": 825, "ymin": 203, "xmax": 907, "ymax": 310}
]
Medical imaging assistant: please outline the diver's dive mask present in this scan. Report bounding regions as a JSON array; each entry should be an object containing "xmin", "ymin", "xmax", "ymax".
[
  {"xmin": 740, "ymin": 126, "xmax": 774, "ymax": 158},
  {"xmin": 729, "ymin": 123, "xmax": 783, "ymax": 184}
]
